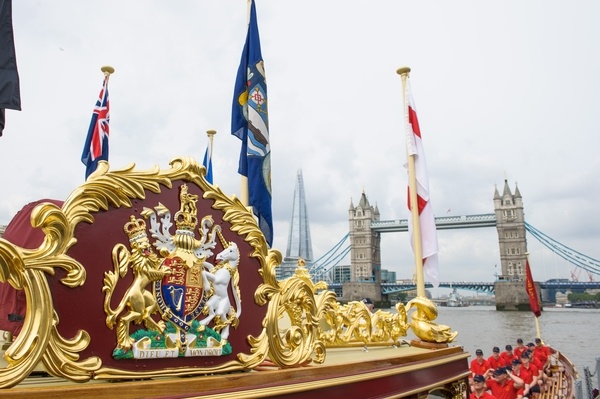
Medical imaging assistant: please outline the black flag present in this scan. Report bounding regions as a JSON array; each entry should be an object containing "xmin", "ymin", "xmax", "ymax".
[{"xmin": 0, "ymin": 0, "xmax": 21, "ymax": 136}]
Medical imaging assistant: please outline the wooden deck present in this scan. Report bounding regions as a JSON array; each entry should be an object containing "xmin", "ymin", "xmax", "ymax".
[{"xmin": 538, "ymin": 350, "xmax": 578, "ymax": 399}]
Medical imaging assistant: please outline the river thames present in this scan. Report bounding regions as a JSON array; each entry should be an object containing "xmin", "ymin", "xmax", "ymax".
[{"xmin": 403, "ymin": 305, "xmax": 599, "ymax": 376}]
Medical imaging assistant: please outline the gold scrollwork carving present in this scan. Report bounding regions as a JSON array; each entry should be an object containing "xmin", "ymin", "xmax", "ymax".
[
  {"xmin": 450, "ymin": 379, "xmax": 468, "ymax": 399},
  {"xmin": 0, "ymin": 158, "xmax": 276, "ymax": 385},
  {"xmin": 0, "ymin": 156, "xmax": 458, "ymax": 388},
  {"xmin": 319, "ymin": 300, "xmax": 410, "ymax": 347},
  {"xmin": 261, "ymin": 260, "xmax": 332, "ymax": 366},
  {"xmin": 0, "ymin": 201, "xmax": 97, "ymax": 388}
]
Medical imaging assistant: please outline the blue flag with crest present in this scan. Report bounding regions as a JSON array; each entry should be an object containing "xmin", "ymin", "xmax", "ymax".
[{"xmin": 231, "ymin": 0, "xmax": 273, "ymax": 247}]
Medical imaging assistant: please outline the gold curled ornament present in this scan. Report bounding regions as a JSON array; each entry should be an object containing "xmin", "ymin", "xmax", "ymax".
[
  {"xmin": 405, "ymin": 296, "xmax": 458, "ymax": 343},
  {"xmin": 0, "ymin": 158, "xmax": 278, "ymax": 385}
]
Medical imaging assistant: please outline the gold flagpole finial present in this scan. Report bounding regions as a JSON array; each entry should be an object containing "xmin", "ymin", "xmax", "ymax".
[
  {"xmin": 101, "ymin": 66, "xmax": 115, "ymax": 76},
  {"xmin": 396, "ymin": 66, "xmax": 411, "ymax": 77},
  {"xmin": 206, "ymin": 130, "xmax": 216, "ymax": 158}
]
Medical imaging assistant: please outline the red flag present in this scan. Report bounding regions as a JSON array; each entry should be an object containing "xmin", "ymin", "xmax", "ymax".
[
  {"xmin": 404, "ymin": 80, "xmax": 439, "ymax": 287},
  {"xmin": 525, "ymin": 259, "xmax": 542, "ymax": 317}
]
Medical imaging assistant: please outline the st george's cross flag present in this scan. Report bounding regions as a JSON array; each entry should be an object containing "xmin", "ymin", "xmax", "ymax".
[
  {"xmin": 81, "ymin": 75, "xmax": 110, "ymax": 179},
  {"xmin": 404, "ymin": 79, "xmax": 440, "ymax": 287},
  {"xmin": 231, "ymin": 0, "xmax": 273, "ymax": 247}
]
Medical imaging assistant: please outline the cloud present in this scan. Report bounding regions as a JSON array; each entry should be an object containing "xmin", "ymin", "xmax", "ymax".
[{"xmin": 2, "ymin": 1, "xmax": 600, "ymax": 285}]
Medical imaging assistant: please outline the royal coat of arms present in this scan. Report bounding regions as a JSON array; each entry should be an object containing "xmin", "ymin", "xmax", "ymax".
[{"xmin": 103, "ymin": 184, "xmax": 241, "ymax": 359}]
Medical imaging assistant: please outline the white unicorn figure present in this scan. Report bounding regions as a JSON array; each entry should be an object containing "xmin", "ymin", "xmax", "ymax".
[{"xmin": 200, "ymin": 242, "xmax": 242, "ymax": 344}]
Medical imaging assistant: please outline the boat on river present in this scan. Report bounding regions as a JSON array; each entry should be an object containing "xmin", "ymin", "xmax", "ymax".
[
  {"xmin": 0, "ymin": 157, "xmax": 471, "ymax": 398},
  {"xmin": 470, "ymin": 260, "xmax": 579, "ymax": 399},
  {"xmin": 444, "ymin": 288, "xmax": 468, "ymax": 307}
]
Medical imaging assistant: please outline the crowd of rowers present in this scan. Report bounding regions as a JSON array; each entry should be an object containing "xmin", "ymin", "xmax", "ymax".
[{"xmin": 469, "ymin": 338, "xmax": 554, "ymax": 399}]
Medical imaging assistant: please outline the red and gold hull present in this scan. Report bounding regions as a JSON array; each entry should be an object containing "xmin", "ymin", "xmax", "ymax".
[{"xmin": 2, "ymin": 345, "xmax": 469, "ymax": 399}]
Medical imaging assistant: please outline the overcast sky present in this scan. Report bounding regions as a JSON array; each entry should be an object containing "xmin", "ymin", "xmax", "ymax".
[{"xmin": 2, "ymin": 1, "xmax": 599, "ymax": 287}]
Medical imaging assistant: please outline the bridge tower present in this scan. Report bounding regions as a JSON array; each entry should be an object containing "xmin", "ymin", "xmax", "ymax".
[
  {"xmin": 348, "ymin": 191, "xmax": 381, "ymax": 282},
  {"xmin": 493, "ymin": 180, "xmax": 541, "ymax": 311},
  {"xmin": 494, "ymin": 180, "xmax": 527, "ymax": 281},
  {"xmin": 343, "ymin": 191, "xmax": 382, "ymax": 302}
]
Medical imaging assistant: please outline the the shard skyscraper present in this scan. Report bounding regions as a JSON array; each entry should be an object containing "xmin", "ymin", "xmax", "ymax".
[{"xmin": 285, "ymin": 169, "xmax": 313, "ymax": 263}]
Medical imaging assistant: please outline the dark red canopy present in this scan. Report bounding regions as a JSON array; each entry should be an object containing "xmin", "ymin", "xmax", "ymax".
[{"xmin": 0, "ymin": 199, "xmax": 63, "ymax": 335}]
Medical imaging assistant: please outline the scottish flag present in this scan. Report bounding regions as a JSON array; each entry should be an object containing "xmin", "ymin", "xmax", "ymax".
[
  {"xmin": 202, "ymin": 141, "xmax": 213, "ymax": 184},
  {"xmin": 231, "ymin": 0, "xmax": 273, "ymax": 247}
]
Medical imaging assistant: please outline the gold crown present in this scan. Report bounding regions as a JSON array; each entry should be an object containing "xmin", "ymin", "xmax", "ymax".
[
  {"xmin": 124, "ymin": 215, "xmax": 147, "ymax": 242},
  {"xmin": 175, "ymin": 212, "xmax": 198, "ymax": 232}
]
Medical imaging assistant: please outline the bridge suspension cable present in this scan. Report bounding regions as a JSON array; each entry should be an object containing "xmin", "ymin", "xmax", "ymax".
[
  {"xmin": 308, "ymin": 233, "xmax": 350, "ymax": 278},
  {"xmin": 525, "ymin": 222, "xmax": 600, "ymax": 275},
  {"xmin": 310, "ymin": 246, "xmax": 351, "ymax": 280}
]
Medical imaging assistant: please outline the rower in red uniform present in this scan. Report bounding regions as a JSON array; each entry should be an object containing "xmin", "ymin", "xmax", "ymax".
[
  {"xmin": 513, "ymin": 338, "xmax": 527, "ymax": 360},
  {"xmin": 472, "ymin": 349, "xmax": 491, "ymax": 377},
  {"xmin": 521, "ymin": 350, "xmax": 541, "ymax": 396},
  {"xmin": 488, "ymin": 347, "xmax": 503, "ymax": 369},
  {"xmin": 471, "ymin": 374, "xmax": 498, "ymax": 399},
  {"xmin": 510, "ymin": 359, "xmax": 532, "ymax": 398},
  {"xmin": 533, "ymin": 338, "xmax": 552, "ymax": 390},
  {"xmin": 501, "ymin": 345, "xmax": 517, "ymax": 366},
  {"xmin": 533, "ymin": 338, "xmax": 550, "ymax": 367},
  {"xmin": 525, "ymin": 343, "xmax": 543, "ymax": 369},
  {"xmin": 484, "ymin": 366, "xmax": 524, "ymax": 399}
]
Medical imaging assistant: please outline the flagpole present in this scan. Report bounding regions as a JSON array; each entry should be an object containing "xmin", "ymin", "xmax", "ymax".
[
  {"xmin": 239, "ymin": 0, "xmax": 253, "ymax": 207},
  {"xmin": 240, "ymin": 178, "xmax": 249, "ymax": 206},
  {"xmin": 397, "ymin": 66, "xmax": 426, "ymax": 298}
]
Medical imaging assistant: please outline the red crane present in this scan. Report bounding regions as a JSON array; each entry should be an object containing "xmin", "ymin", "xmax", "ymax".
[{"xmin": 570, "ymin": 268, "xmax": 595, "ymax": 282}]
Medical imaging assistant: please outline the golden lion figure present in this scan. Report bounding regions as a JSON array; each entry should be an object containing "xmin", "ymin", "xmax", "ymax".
[{"xmin": 103, "ymin": 216, "xmax": 172, "ymax": 350}]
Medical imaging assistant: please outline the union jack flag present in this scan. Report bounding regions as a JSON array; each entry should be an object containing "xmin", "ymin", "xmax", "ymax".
[{"xmin": 81, "ymin": 75, "xmax": 110, "ymax": 179}]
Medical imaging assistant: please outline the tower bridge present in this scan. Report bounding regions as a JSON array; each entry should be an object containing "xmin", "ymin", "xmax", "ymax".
[
  {"xmin": 325, "ymin": 280, "xmax": 600, "ymax": 298},
  {"xmin": 280, "ymin": 176, "xmax": 600, "ymax": 310},
  {"xmin": 370, "ymin": 213, "xmax": 497, "ymax": 232},
  {"xmin": 3, "ymin": 177, "xmax": 599, "ymax": 311}
]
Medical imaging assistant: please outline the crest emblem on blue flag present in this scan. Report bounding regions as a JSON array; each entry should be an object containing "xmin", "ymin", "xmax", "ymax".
[{"xmin": 231, "ymin": 0, "xmax": 273, "ymax": 247}]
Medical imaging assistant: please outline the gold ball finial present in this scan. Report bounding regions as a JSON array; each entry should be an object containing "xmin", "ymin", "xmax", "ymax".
[
  {"xmin": 206, "ymin": 130, "xmax": 217, "ymax": 137},
  {"xmin": 101, "ymin": 65, "xmax": 115, "ymax": 75},
  {"xmin": 396, "ymin": 66, "xmax": 411, "ymax": 76}
]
